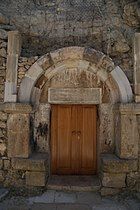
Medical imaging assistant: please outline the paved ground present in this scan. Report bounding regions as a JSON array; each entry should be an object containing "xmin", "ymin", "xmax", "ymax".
[{"xmin": 0, "ymin": 189, "xmax": 139, "ymax": 210}]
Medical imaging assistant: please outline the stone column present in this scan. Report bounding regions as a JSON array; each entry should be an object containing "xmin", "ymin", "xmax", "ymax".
[
  {"xmin": 116, "ymin": 104, "xmax": 139, "ymax": 159},
  {"xmin": 134, "ymin": 33, "xmax": 140, "ymax": 102},
  {"xmin": 5, "ymin": 103, "xmax": 32, "ymax": 158},
  {"xmin": 4, "ymin": 31, "xmax": 22, "ymax": 102}
]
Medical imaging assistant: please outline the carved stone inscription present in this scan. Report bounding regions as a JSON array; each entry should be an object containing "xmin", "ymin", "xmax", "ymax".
[{"xmin": 48, "ymin": 88, "xmax": 102, "ymax": 104}]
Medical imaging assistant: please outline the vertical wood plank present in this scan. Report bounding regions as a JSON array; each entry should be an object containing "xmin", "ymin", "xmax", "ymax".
[
  {"xmin": 57, "ymin": 105, "xmax": 71, "ymax": 173},
  {"xmin": 51, "ymin": 105, "xmax": 58, "ymax": 174}
]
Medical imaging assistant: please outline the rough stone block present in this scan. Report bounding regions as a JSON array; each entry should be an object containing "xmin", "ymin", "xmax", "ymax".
[
  {"xmin": 3, "ymin": 159, "xmax": 11, "ymax": 170},
  {"xmin": 101, "ymin": 172, "xmax": 126, "ymax": 188},
  {"xmin": 101, "ymin": 187, "xmax": 121, "ymax": 196},
  {"xmin": 83, "ymin": 47, "xmax": 103, "ymax": 64},
  {"xmin": 34, "ymin": 104, "xmax": 50, "ymax": 153},
  {"xmin": 117, "ymin": 107, "xmax": 139, "ymax": 159},
  {"xmin": 101, "ymin": 154, "xmax": 138, "ymax": 173},
  {"xmin": 0, "ymin": 159, "xmax": 3, "ymax": 169},
  {"xmin": 0, "ymin": 121, "xmax": 6, "ymax": 128},
  {"xmin": 7, "ymin": 113, "xmax": 30, "ymax": 158},
  {"xmin": 26, "ymin": 171, "xmax": 46, "ymax": 186},
  {"xmin": 12, "ymin": 153, "xmax": 48, "ymax": 172},
  {"xmin": 0, "ymin": 142, "xmax": 6, "ymax": 156},
  {"xmin": 50, "ymin": 47, "xmax": 84, "ymax": 64},
  {"xmin": 0, "ymin": 112, "xmax": 7, "ymax": 121},
  {"xmin": 126, "ymin": 172, "xmax": 140, "ymax": 189},
  {"xmin": 0, "ymin": 48, "xmax": 6, "ymax": 58},
  {"xmin": 0, "ymin": 29, "xmax": 8, "ymax": 40},
  {"xmin": 0, "ymin": 170, "xmax": 4, "ymax": 182},
  {"xmin": 0, "ymin": 13, "xmax": 9, "ymax": 24},
  {"xmin": 98, "ymin": 104, "xmax": 115, "ymax": 153}
]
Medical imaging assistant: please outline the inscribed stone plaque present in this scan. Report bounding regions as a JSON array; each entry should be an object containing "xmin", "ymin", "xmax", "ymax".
[{"xmin": 48, "ymin": 88, "xmax": 102, "ymax": 104}]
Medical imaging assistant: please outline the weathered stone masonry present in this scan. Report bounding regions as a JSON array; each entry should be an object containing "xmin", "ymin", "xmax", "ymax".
[{"xmin": 0, "ymin": 0, "xmax": 139, "ymax": 195}]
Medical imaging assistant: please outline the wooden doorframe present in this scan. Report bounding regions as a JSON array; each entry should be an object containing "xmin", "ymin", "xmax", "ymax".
[{"xmin": 50, "ymin": 104, "xmax": 97, "ymax": 175}]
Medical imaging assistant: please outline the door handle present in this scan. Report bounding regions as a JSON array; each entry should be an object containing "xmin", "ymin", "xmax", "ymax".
[
  {"xmin": 72, "ymin": 131, "xmax": 76, "ymax": 135},
  {"xmin": 77, "ymin": 131, "xmax": 81, "ymax": 135}
]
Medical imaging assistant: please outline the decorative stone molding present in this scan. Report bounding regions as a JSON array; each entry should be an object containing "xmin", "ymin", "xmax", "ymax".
[
  {"xmin": 18, "ymin": 47, "xmax": 133, "ymax": 105},
  {"xmin": 4, "ymin": 31, "xmax": 21, "ymax": 102},
  {"xmin": 134, "ymin": 33, "xmax": 140, "ymax": 102}
]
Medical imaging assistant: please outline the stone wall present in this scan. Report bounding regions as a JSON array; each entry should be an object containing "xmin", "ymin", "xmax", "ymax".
[
  {"xmin": 0, "ymin": 0, "xmax": 139, "ymax": 84},
  {"xmin": 100, "ymin": 104, "xmax": 140, "ymax": 195},
  {"xmin": 0, "ymin": 0, "xmax": 139, "ymax": 193},
  {"xmin": 0, "ymin": 109, "xmax": 7, "ymax": 157},
  {"xmin": 17, "ymin": 56, "xmax": 39, "ymax": 88}
]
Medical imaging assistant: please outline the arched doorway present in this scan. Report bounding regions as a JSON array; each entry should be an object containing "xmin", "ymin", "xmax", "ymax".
[{"xmin": 18, "ymin": 47, "xmax": 133, "ymax": 176}]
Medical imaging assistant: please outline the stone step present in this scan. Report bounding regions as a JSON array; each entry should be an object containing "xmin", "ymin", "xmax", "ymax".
[
  {"xmin": 11, "ymin": 152, "xmax": 48, "ymax": 172},
  {"xmin": 101, "ymin": 154, "xmax": 138, "ymax": 173},
  {"xmin": 47, "ymin": 175, "xmax": 101, "ymax": 192}
]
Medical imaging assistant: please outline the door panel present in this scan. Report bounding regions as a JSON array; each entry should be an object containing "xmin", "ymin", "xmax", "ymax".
[
  {"xmin": 51, "ymin": 105, "xmax": 97, "ymax": 175},
  {"xmin": 80, "ymin": 106, "xmax": 96, "ymax": 174},
  {"xmin": 57, "ymin": 106, "xmax": 71, "ymax": 173},
  {"xmin": 71, "ymin": 106, "xmax": 79, "ymax": 174}
]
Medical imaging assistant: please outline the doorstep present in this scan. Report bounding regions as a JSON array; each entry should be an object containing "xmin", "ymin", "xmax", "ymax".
[{"xmin": 47, "ymin": 175, "xmax": 101, "ymax": 192}]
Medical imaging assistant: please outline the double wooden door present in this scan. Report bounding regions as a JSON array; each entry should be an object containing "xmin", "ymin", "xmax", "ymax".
[{"xmin": 51, "ymin": 105, "xmax": 97, "ymax": 175}]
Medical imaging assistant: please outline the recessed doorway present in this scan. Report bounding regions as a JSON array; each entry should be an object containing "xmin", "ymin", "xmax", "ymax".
[{"xmin": 51, "ymin": 105, "xmax": 97, "ymax": 175}]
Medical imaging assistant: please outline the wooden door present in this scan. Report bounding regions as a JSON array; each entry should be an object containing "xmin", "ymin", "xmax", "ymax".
[{"xmin": 51, "ymin": 105, "xmax": 97, "ymax": 175}]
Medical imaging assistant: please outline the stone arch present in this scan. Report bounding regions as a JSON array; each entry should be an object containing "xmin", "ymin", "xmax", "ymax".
[{"xmin": 18, "ymin": 47, "xmax": 133, "ymax": 104}]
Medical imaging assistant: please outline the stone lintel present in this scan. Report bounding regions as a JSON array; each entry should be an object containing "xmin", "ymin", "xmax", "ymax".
[
  {"xmin": 48, "ymin": 88, "xmax": 102, "ymax": 104},
  {"xmin": 3, "ymin": 103, "xmax": 32, "ymax": 114},
  {"xmin": 120, "ymin": 103, "xmax": 140, "ymax": 114}
]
